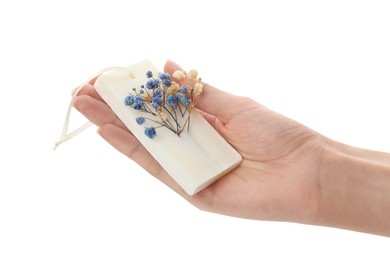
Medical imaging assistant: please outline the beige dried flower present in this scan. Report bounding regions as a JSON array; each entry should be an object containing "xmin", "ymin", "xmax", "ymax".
[
  {"xmin": 173, "ymin": 70, "xmax": 185, "ymax": 80},
  {"xmin": 188, "ymin": 69, "xmax": 198, "ymax": 79},
  {"xmin": 142, "ymin": 92, "xmax": 151, "ymax": 102},
  {"xmin": 193, "ymin": 83, "xmax": 203, "ymax": 95},
  {"xmin": 166, "ymin": 81, "xmax": 179, "ymax": 95}
]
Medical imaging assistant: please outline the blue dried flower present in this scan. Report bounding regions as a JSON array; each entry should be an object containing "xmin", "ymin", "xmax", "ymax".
[
  {"xmin": 136, "ymin": 117, "xmax": 145, "ymax": 125},
  {"xmin": 152, "ymin": 96, "xmax": 162, "ymax": 108},
  {"xmin": 132, "ymin": 96, "xmax": 144, "ymax": 110},
  {"xmin": 146, "ymin": 79, "xmax": 160, "ymax": 89},
  {"xmin": 144, "ymin": 127, "xmax": 156, "ymax": 139},
  {"xmin": 158, "ymin": 73, "xmax": 171, "ymax": 86},
  {"xmin": 124, "ymin": 95, "xmax": 135, "ymax": 106},
  {"xmin": 175, "ymin": 92, "xmax": 185, "ymax": 104},
  {"xmin": 125, "ymin": 69, "xmax": 202, "ymax": 140},
  {"xmin": 175, "ymin": 92, "xmax": 190, "ymax": 106},
  {"xmin": 162, "ymin": 78, "xmax": 171, "ymax": 86},
  {"xmin": 146, "ymin": 71, "xmax": 153, "ymax": 78},
  {"xmin": 184, "ymin": 96, "xmax": 190, "ymax": 107},
  {"xmin": 167, "ymin": 95, "xmax": 178, "ymax": 106},
  {"xmin": 135, "ymin": 96, "xmax": 143, "ymax": 103},
  {"xmin": 132, "ymin": 103, "xmax": 142, "ymax": 110},
  {"xmin": 153, "ymin": 90, "xmax": 162, "ymax": 98},
  {"xmin": 158, "ymin": 72, "xmax": 170, "ymax": 80}
]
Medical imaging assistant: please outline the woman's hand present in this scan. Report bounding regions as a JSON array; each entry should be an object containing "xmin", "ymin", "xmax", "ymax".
[
  {"xmin": 72, "ymin": 60, "xmax": 390, "ymax": 236},
  {"xmin": 73, "ymin": 60, "xmax": 323, "ymax": 224}
]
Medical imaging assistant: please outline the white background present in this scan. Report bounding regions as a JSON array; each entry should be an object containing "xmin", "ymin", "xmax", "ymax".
[{"xmin": 0, "ymin": 0, "xmax": 389, "ymax": 259}]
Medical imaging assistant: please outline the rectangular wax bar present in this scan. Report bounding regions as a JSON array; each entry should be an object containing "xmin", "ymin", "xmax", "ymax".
[{"xmin": 94, "ymin": 60, "xmax": 242, "ymax": 195}]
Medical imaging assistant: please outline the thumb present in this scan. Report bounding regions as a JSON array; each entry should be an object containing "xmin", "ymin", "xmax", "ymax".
[
  {"xmin": 164, "ymin": 60, "xmax": 237, "ymax": 123},
  {"xmin": 163, "ymin": 59, "xmax": 184, "ymax": 75}
]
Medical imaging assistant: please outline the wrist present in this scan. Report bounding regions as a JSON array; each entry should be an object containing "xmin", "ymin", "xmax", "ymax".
[{"xmin": 315, "ymin": 139, "xmax": 390, "ymax": 236}]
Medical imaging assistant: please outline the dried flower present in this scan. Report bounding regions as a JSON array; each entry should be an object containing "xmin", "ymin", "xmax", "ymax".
[
  {"xmin": 146, "ymin": 79, "xmax": 159, "ymax": 89},
  {"xmin": 158, "ymin": 72, "xmax": 171, "ymax": 86},
  {"xmin": 132, "ymin": 97, "xmax": 143, "ymax": 110},
  {"xmin": 124, "ymin": 68, "xmax": 203, "ymax": 139},
  {"xmin": 152, "ymin": 96, "xmax": 162, "ymax": 108},
  {"xmin": 175, "ymin": 92, "xmax": 190, "ymax": 107},
  {"xmin": 144, "ymin": 127, "xmax": 157, "ymax": 139},
  {"xmin": 172, "ymin": 70, "xmax": 185, "ymax": 80},
  {"xmin": 142, "ymin": 92, "xmax": 151, "ymax": 102},
  {"xmin": 124, "ymin": 95, "xmax": 135, "ymax": 106},
  {"xmin": 188, "ymin": 69, "xmax": 198, "ymax": 79},
  {"xmin": 166, "ymin": 81, "xmax": 179, "ymax": 95},
  {"xmin": 167, "ymin": 95, "xmax": 178, "ymax": 106},
  {"xmin": 193, "ymin": 83, "xmax": 203, "ymax": 95},
  {"xmin": 125, "ymin": 95, "xmax": 144, "ymax": 110},
  {"xmin": 153, "ymin": 90, "xmax": 162, "ymax": 98},
  {"xmin": 146, "ymin": 71, "xmax": 153, "ymax": 78},
  {"xmin": 162, "ymin": 79, "xmax": 171, "ymax": 86},
  {"xmin": 158, "ymin": 72, "xmax": 169, "ymax": 80},
  {"xmin": 136, "ymin": 117, "xmax": 145, "ymax": 125}
]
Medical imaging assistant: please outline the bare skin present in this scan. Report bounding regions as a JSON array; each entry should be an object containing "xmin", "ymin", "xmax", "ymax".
[{"xmin": 72, "ymin": 60, "xmax": 390, "ymax": 236}]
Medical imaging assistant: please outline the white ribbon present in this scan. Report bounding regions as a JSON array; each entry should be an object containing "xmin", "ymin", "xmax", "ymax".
[{"xmin": 53, "ymin": 67, "xmax": 134, "ymax": 150}]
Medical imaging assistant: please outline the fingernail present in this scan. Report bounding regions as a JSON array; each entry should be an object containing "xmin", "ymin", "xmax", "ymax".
[
  {"xmin": 166, "ymin": 59, "xmax": 183, "ymax": 70},
  {"xmin": 71, "ymin": 85, "xmax": 84, "ymax": 97},
  {"xmin": 71, "ymin": 97, "xmax": 78, "ymax": 109},
  {"xmin": 71, "ymin": 87, "xmax": 78, "ymax": 96}
]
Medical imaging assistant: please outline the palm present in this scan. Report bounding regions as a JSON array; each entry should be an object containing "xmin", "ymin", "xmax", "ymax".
[
  {"xmin": 194, "ymin": 96, "xmax": 321, "ymax": 222},
  {"xmin": 73, "ymin": 61, "xmax": 322, "ymax": 223}
]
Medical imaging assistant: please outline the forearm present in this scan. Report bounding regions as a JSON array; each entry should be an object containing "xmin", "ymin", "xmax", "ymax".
[{"xmin": 316, "ymin": 140, "xmax": 390, "ymax": 236}]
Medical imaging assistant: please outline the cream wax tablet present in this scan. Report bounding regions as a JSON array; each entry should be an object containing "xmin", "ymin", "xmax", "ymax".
[{"xmin": 93, "ymin": 60, "xmax": 242, "ymax": 195}]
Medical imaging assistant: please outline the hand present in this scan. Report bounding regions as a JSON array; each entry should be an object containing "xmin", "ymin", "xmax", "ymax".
[{"xmin": 72, "ymin": 60, "xmax": 324, "ymax": 224}]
